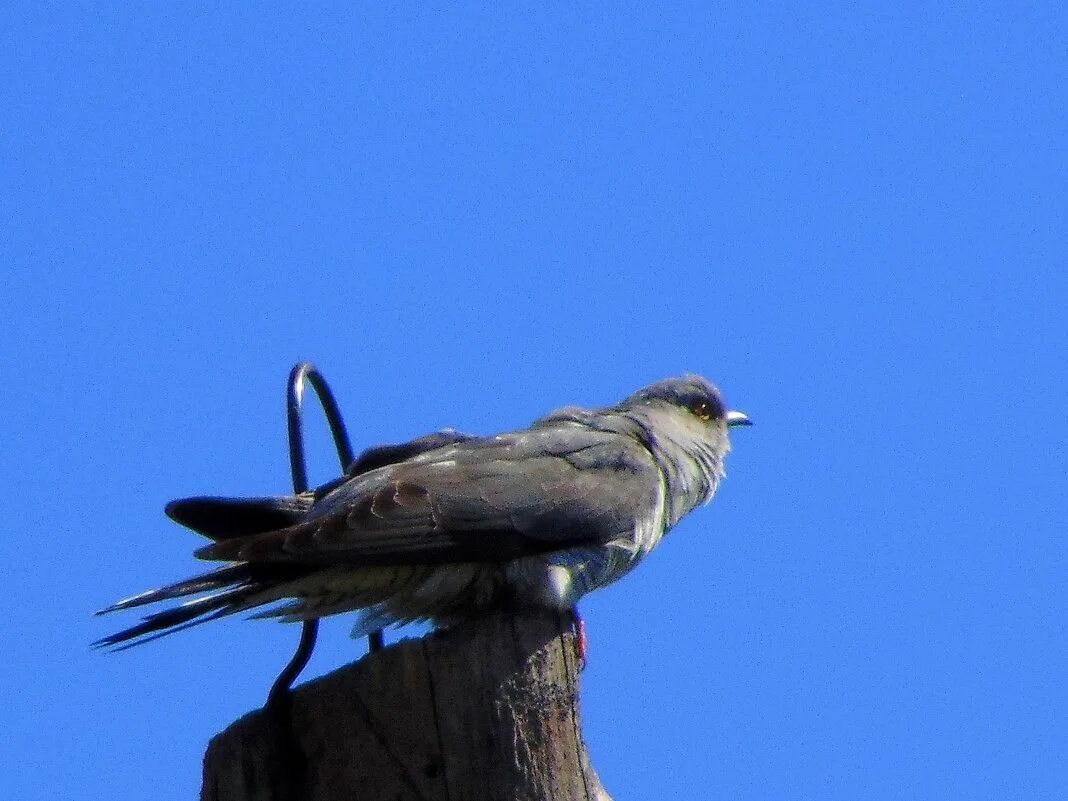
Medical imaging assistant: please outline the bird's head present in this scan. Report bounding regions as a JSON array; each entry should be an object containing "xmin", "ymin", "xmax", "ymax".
[{"xmin": 618, "ymin": 375, "xmax": 751, "ymax": 519}]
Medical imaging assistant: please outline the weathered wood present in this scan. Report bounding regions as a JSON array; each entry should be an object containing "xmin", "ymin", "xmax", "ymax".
[{"xmin": 201, "ymin": 610, "xmax": 612, "ymax": 801}]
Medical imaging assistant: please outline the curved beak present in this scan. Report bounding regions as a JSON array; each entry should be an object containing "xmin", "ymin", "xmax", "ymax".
[{"xmin": 726, "ymin": 410, "xmax": 752, "ymax": 427}]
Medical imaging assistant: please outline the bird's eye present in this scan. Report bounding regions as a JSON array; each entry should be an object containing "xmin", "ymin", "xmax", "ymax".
[{"xmin": 691, "ymin": 400, "xmax": 712, "ymax": 421}]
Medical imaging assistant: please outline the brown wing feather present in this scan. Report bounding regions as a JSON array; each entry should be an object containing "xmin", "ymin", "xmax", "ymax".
[{"xmin": 196, "ymin": 428, "xmax": 661, "ymax": 567}]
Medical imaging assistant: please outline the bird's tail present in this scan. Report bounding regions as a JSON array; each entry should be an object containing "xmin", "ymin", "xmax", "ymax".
[
  {"xmin": 96, "ymin": 493, "xmax": 319, "ymax": 649},
  {"xmin": 95, "ymin": 570, "xmax": 322, "ymax": 651},
  {"xmin": 93, "ymin": 563, "xmax": 293, "ymax": 650}
]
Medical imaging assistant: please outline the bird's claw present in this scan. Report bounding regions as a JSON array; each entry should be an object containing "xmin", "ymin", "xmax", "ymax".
[{"xmin": 571, "ymin": 608, "xmax": 587, "ymax": 670}]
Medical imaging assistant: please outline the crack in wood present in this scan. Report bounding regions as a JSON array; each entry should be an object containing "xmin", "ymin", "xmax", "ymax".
[
  {"xmin": 347, "ymin": 686, "xmax": 433, "ymax": 801},
  {"xmin": 420, "ymin": 637, "xmax": 453, "ymax": 801}
]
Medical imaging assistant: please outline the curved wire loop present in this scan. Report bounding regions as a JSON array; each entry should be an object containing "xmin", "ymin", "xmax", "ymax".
[
  {"xmin": 266, "ymin": 363, "xmax": 382, "ymax": 706},
  {"xmin": 285, "ymin": 363, "xmax": 355, "ymax": 492}
]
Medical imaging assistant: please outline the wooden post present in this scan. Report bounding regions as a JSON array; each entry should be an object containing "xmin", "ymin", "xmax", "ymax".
[{"xmin": 201, "ymin": 609, "xmax": 612, "ymax": 801}]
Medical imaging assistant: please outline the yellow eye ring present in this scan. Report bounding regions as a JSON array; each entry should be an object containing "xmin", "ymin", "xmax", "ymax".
[{"xmin": 692, "ymin": 401, "xmax": 712, "ymax": 421}]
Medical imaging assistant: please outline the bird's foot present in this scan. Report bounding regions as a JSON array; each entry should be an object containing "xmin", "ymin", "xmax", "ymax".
[{"xmin": 570, "ymin": 608, "xmax": 587, "ymax": 671}]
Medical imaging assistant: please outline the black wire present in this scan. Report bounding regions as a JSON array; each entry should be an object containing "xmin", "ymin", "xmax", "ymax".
[
  {"xmin": 267, "ymin": 363, "xmax": 383, "ymax": 707},
  {"xmin": 286, "ymin": 363, "xmax": 356, "ymax": 491}
]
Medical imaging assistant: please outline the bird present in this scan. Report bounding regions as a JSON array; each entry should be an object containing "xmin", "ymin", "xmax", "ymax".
[{"xmin": 95, "ymin": 375, "xmax": 751, "ymax": 649}]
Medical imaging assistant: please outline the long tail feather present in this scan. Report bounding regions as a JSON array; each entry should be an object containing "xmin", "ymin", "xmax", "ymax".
[
  {"xmin": 103, "ymin": 607, "xmax": 238, "ymax": 652},
  {"xmin": 95, "ymin": 564, "xmax": 253, "ymax": 614},
  {"xmin": 92, "ymin": 587, "xmax": 259, "ymax": 650}
]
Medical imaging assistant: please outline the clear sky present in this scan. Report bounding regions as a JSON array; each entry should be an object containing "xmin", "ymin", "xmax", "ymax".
[{"xmin": 2, "ymin": 5, "xmax": 1064, "ymax": 800}]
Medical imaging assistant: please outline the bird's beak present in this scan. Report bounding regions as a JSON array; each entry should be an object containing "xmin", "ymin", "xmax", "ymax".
[{"xmin": 726, "ymin": 410, "xmax": 752, "ymax": 427}]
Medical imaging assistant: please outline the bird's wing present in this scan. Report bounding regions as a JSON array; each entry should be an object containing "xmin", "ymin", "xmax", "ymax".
[
  {"xmin": 345, "ymin": 429, "xmax": 478, "ymax": 476},
  {"xmin": 197, "ymin": 425, "xmax": 662, "ymax": 565},
  {"xmin": 164, "ymin": 429, "xmax": 479, "ymax": 541}
]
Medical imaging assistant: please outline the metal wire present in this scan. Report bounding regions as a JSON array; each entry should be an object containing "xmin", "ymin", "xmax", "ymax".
[
  {"xmin": 266, "ymin": 363, "xmax": 382, "ymax": 706},
  {"xmin": 285, "ymin": 363, "xmax": 355, "ymax": 492}
]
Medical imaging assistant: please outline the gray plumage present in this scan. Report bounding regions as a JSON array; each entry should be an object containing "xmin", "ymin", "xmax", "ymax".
[{"xmin": 96, "ymin": 375, "xmax": 750, "ymax": 648}]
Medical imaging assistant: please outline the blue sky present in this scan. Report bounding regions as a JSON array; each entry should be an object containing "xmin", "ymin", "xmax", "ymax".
[{"xmin": 2, "ymin": 5, "xmax": 1064, "ymax": 800}]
